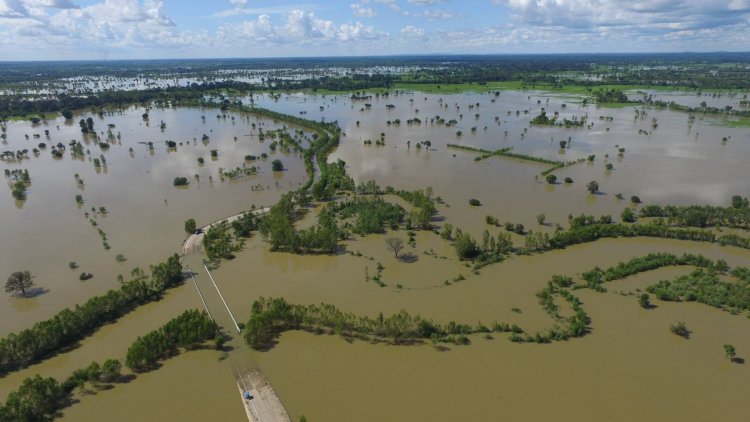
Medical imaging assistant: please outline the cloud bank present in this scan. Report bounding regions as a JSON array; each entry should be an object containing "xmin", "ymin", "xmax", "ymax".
[{"xmin": 0, "ymin": 0, "xmax": 748, "ymax": 60}]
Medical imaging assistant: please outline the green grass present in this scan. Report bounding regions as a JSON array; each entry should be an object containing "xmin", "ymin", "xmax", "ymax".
[
  {"xmin": 596, "ymin": 102, "xmax": 638, "ymax": 109},
  {"xmin": 2, "ymin": 112, "xmax": 60, "ymax": 122},
  {"xmin": 706, "ymin": 116, "xmax": 750, "ymax": 128},
  {"xmin": 393, "ymin": 81, "xmax": 528, "ymax": 93},
  {"xmin": 234, "ymin": 80, "xmax": 745, "ymax": 98}
]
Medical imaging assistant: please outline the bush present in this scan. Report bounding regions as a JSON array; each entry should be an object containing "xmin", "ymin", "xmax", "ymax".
[
  {"xmin": 669, "ymin": 321, "xmax": 690, "ymax": 339},
  {"xmin": 455, "ymin": 232, "xmax": 479, "ymax": 260},
  {"xmin": 272, "ymin": 159, "xmax": 283, "ymax": 171},
  {"xmin": 638, "ymin": 293, "xmax": 651, "ymax": 309},
  {"xmin": 184, "ymin": 218, "xmax": 197, "ymax": 234},
  {"xmin": 621, "ymin": 207, "xmax": 635, "ymax": 223},
  {"xmin": 586, "ymin": 180, "xmax": 599, "ymax": 194},
  {"xmin": 545, "ymin": 174, "xmax": 557, "ymax": 184},
  {"xmin": 564, "ymin": 177, "xmax": 573, "ymax": 183},
  {"xmin": 469, "ymin": 198, "xmax": 481, "ymax": 206},
  {"xmin": 173, "ymin": 177, "xmax": 189, "ymax": 186}
]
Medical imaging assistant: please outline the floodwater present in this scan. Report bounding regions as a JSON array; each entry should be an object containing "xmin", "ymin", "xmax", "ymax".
[
  {"xmin": 1, "ymin": 106, "xmax": 309, "ymax": 334},
  {"xmin": 2, "ymin": 89, "xmax": 750, "ymax": 421}
]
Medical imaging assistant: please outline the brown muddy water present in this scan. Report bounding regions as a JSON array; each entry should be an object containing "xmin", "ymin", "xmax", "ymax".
[{"xmin": 2, "ymin": 90, "xmax": 750, "ymax": 421}]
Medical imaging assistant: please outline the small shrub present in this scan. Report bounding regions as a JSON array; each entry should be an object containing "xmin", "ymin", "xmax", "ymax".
[{"xmin": 670, "ymin": 321, "xmax": 690, "ymax": 339}]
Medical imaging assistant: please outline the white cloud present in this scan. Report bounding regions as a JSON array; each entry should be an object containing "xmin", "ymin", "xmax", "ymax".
[
  {"xmin": 350, "ymin": 2, "xmax": 376, "ymax": 17},
  {"xmin": 218, "ymin": 9, "xmax": 384, "ymax": 46},
  {"xmin": 409, "ymin": 0, "xmax": 447, "ymax": 4},
  {"xmin": 422, "ymin": 9, "xmax": 454, "ymax": 20},
  {"xmin": 494, "ymin": 0, "xmax": 750, "ymax": 32},
  {"xmin": 2, "ymin": 0, "xmax": 750, "ymax": 59},
  {"xmin": 27, "ymin": 0, "xmax": 78, "ymax": 8},
  {"xmin": 400, "ymin": 25, "xmax": 424, "ymax": 37},
  {"xmin": 378, "ymin": 0, "xmax": 401, "ymax": 11},
  {"xmin": 0, "ymin": 0, "xmax": 29, "ymax": 18},
  {"xmin": 210, "ymin": 2, "xmax": 313, "ymax": 19}
]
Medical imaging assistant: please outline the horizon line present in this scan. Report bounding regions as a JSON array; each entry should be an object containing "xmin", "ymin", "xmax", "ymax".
[{"xmin": 2, "ymin": 51, "xmax": 750, "ymax": 64}]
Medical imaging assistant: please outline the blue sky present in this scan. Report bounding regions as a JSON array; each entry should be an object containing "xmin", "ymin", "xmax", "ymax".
[{"xmin": 1, "ymin": 0, "xmax": 749, "ymax": 60}]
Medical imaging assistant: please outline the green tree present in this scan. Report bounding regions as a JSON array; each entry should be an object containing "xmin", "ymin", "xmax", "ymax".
[
  {"xmin": 440, "ymin": 223, "xmax": 453, "ymax": 240},
  {"xmin": 638, "ymin": 293, "xmax": 651, "ymax": 309},
  {"xmin": 731, "ymin": 195, "xmax": 748, "ymax": 209},
  {"xmin": 101, "ymin": 359, "xmax": 122, "ymax": 383},
  {"xmin": 536, "ymin": 213, "xmax": 546, "ymax": 225},
  {"xmin": 622, "ymin": 207, "xmax": 635, "ymax": 223},
  {"xmin": 586, "ymin": 180, "xmax": 599, "ymax": 194},
  {"xmin": 0, "ymin": 375, "xmax": 65, "ymax": 421},
  {"xmin": 61, "ymin": 109, "xmax": 73, "ymax": 120},
  {"xmin": 454, "ymin": 232, "xmax": 479, "ymax": 260},
  {"xmin": 184, "ymin": 218, "xmax": 197, "ymax": 234},
  {"xmin": 214, "ymin": 334, "xmax": 226, "ymax": 350},
  {"xmin": 11, "ymin": 181, "xmax": 26, "ymax": 200},
  {"xmin": 5, "ymin": 271, "xmax": 35, "ymax": 298},
  {"xmin": 670, "ymin": 321, "xmax": 690, "ymax": 339},
  {"xmin": 272, "ymin": 159, "xmax": 283, "ymax": 171},
  {"xmin": 724, "ymin": 344, "xmax": 736, "ymax": 360},
  {"xmin": 545, "ymin": 174, "xmax": 557, "ymax": 184}
]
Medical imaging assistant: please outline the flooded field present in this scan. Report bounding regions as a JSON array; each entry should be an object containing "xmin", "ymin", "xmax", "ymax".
[
  {"xmin": 0, "ymin": 106, "xmax": 309, "ymax": 334},
  {"xmin": 2, "ymin": 88, "xmax": 750, "ymax": 421}
]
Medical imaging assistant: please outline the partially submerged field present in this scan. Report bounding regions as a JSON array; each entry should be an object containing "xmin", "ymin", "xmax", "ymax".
[{"xmin": 2, "ymin": 87, "xmax": 750, "ymax": 421}]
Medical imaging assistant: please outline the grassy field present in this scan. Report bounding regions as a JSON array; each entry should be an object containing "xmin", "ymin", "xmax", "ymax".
[
  {"xmin": 707, "ymin": 116, "xmax": 750, "ymax": 128},
  {"xmin": 1, "ymin": 112, "xmax": 61, "ymax": 122}
]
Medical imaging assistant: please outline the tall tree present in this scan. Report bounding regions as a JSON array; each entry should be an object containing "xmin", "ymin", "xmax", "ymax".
[
  {"xmin": 5, "ymin": 271, "xmax": 35, "ymax": 298},
  {"xmin": 385, "ymin": 237, "xmax": 404, "ymax": 258}
]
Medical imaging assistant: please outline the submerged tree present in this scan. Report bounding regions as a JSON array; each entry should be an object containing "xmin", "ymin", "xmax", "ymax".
[
  {"xmin": 586, "ymin": 180, "xmax": 599, "ymax": 194},
  {"xmin": 670, "ymin": 321, "xmax": 690, "ymax": 339},
  {"xmin": 184, "ymin": 218, "xmax": 197, "ymax": 234},
  {"xmin": 5, "ymin": 271, "xmax": 35, "ymax": 298},
  {"xmin": 638, "ymin": 293, "xmax": 651, "ymax": 309},
  {"xmin": 386, "ymin": 237, "xmax": 404, "ymax": 258},
  {"xmin": 724, "ymin": 344, "xmax": 736, "ymax": 360}
]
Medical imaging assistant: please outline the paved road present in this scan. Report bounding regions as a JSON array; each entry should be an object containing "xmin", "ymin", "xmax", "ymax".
[{"xmin": 182, "ymin": 207, "xmax": 270, "ymax": 255}]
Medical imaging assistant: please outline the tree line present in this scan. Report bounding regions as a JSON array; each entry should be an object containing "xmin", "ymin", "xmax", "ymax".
[
  {"xmin": 125, "ymin": 309, "xmax": 218, "ymax": 372},
  {"xmin": 0, "ymin": 358, "xmax": 122, "ymax": 422},
  {"xmin": 638, "ymin": 197, "xmax": 749, "ymax": 229},
  {"xmin": 0, "ymin": 254, "xmax": 183, "ymax": 375},
  {"xmin": 647, "ymin": 267, "xmax": 750, "ymax": 312},
  {"xmin": 243, "ymin": 297, "xmax": 524, "ymax": 351},
  {"xmin": 0, "ymin": 308, "xmax": 216, "ymax": 421},
  {"xmin": 579, "ymin": 252, "xmax": 724, "ymax": 290}
]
